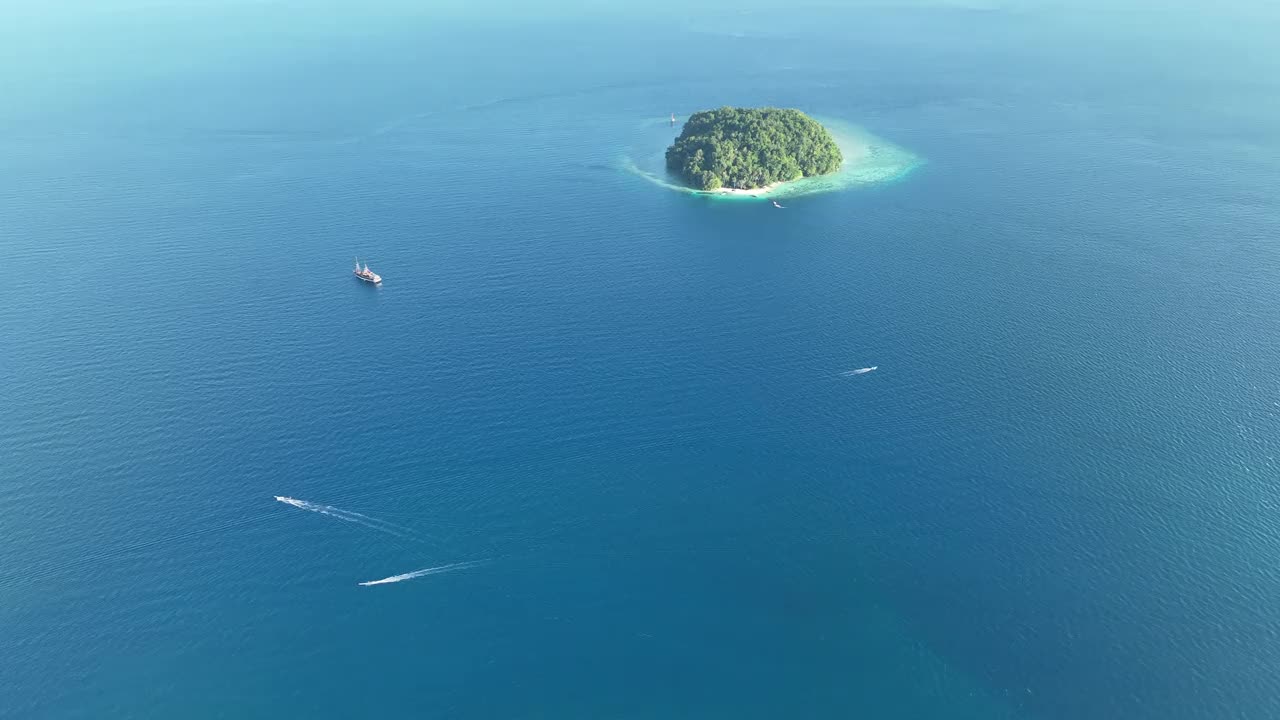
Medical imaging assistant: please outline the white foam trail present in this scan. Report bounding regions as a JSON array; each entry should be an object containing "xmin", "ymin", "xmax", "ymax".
[
  {"xmin": 358, "ymin": 560, "xmax": 489, "ymax": 587},
  {"xmin": 841, "ymin": 366, "xmax": 878, "ymax": 376},
  {"xmin": 274, "ymin": 496, "xmax": 417, "ymax": 538}
]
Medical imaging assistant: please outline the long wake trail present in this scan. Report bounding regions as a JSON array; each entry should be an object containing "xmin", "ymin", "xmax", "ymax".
[
  {"xmin": 274, "ymin": 496, "xmax": 418, "ymax": 539},
  {"xmin": 358, "ymin": 560, "xmax": 490, "ymax": 587}
]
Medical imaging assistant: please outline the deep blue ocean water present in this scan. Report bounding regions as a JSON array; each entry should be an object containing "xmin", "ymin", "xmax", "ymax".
[{"xmin": 5, "ymin": 1, "xmax": 1280, "ymax": 718}]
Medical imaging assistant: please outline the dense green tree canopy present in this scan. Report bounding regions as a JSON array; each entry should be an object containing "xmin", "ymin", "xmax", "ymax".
[{"xmin": 665, "ymin": 107, "xmax": 843, "ymax": 191}]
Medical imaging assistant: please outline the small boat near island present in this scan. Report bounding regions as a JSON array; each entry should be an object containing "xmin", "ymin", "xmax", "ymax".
[
  {"xmin": 772, "ymin": 201, "xmax": 785, "ymax": 208},
  {"xmin": 353, "ymin": 257, "xmax": 381, "ymax": 284}
]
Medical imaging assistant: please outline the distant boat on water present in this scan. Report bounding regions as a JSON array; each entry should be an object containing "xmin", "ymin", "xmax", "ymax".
[
  {"xmin": 671, "ymin": 112, "xmax": 677, "ymax": 126},
  {"xmin": 353, "ymin": 257, "xmax": 381, "ymax": 284},
  {"xmin": 842, "ymin": 366, "xmax": 877, "ymax": 376}
]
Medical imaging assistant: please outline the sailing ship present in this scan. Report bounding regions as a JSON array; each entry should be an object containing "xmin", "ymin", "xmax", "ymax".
[{"xmin": 353, "ymin": 257, "xmax": 381, "ymax": 284}]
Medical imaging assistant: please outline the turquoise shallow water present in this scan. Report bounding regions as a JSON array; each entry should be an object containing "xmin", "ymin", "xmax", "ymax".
[{"xmin": 4, "ymin": 1, "xmax": 1280, "ymax": 718}]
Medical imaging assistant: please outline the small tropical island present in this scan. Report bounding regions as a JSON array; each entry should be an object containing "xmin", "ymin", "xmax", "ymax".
[{"xmin": 665, "ymin": 107, "xmax": 843, "ymax": 193}]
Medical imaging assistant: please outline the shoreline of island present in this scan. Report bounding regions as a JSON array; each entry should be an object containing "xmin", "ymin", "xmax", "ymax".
[{"xmin": 703, "ymin": 183, "xmax": 784, "ymax": 197}]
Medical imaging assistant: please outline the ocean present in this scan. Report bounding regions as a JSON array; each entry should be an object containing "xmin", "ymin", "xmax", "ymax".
[{"xmin": 4, "ymin": 1, "xmax": 1280, "ymax": 718}]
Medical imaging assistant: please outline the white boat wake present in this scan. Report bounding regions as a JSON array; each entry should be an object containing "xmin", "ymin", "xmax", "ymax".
[
  {"xmin": 358, "ymin": 560, "xmax": 490, "ymax": 587},
  {"xmin": 274, "ymin": 496, "xmax": 417, "ymax": 539},
  {"xmin": 841, "ymin": 366, "xmax": 878, "ymax": 376}
]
